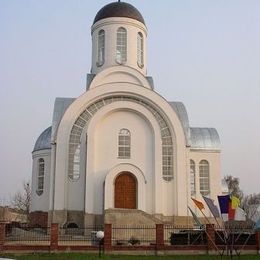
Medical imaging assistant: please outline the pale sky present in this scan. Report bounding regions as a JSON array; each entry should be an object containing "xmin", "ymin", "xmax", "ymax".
[{"xmin": 0, "ymin": 0, "xmax": 259, "ymax": 203}]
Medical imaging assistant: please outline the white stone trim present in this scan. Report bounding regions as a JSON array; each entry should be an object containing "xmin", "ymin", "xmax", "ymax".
[{"xmin": 88, "ymin": 66, "xmax": 151, "ymax": 90}]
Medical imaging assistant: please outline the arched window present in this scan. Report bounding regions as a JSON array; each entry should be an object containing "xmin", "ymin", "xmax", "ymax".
[
  {"xmin": 118, "ymin": 129, "xmax": 130, "ymax": 158},
  {"xmin": 37, "ymin": 158, "xmax": 44, "ymax": 195},
  {"xmin": 190, "ymin": 160, "xmax": 196, "ymax": 196},
  {"xmin": 66, "ymin": 222, "xmax": 79, "ymax": 229},
  {"xmin": 64, "ymin": 222, "xmax": 79, "ymax": 235},
  {"xmin": 97, "ymin": 30, "xmax": 105, "ymax": 66},
  {"xmin": 199, "ymin": 160, "xmax": 210, "ymax": 196},
  {"xmin": 116, "ymin": 27, "xmax": 127, "ymax": 64},
  {"xmin": 68, "ymin": 96, "xmax": 174, "ymax": 183},
  {"xmin": 137, "ymin": 32, "xmax": 144, "ymax": 67},
  {"xmin": 69, "ymin": 145, "xmax": 80, "ymax": 181}
]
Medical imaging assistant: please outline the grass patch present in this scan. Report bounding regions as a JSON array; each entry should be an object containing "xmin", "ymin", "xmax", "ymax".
[{"xmin": 1, "ymin": 253, "xmax": 260, "ymax": 260}]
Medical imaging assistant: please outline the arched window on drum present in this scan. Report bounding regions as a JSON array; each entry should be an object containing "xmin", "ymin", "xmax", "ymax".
[
  {"xmin": 37, "ymin": 158, "xmax": 44, "ymax": 195},
  {"xmin": 190, "ymin": 160, "xmax": 196, "ymax": 196},
  {"xmin": 137, "ymin": 32, "xmax": 144, "ymax": 67},
  {"xmin": 116, "ymin": 27, "xmax": 127, "ymax": 64},
  {"xmin": 97, "ymin": 29, "xmax": 105, "ymax": 66},
  {"xmin": 199, "ymin": 160, "xmax": 210, "ymax": 196}
]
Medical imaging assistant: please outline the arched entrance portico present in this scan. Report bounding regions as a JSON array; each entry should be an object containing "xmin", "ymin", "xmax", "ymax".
[
  {"xmin": 114, "ymin": 172, "xmax": 137, "ymax": 209},
  {"xmin": 104, "ymin": 163, "xmax": 146, "ymax": 211}
]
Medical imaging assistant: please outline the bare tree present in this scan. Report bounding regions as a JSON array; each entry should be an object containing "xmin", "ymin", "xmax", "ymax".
[
  {"xmin": 11, "ymin": 181, "xmax": 31, "ymax": 215},
  {"xmin": 224, "ymin": 175, "xmax": 243, "ymax": 199},
  {"xmin": 241, "ymin": 193, "xmax": 260, "ymax": 222},
  {"xmin": 224, "ymin": 175, "xmax": 260, "ymax": 221},
  {"xmin": 0, "ymin": 196, "xmax": 9, "ymax": 207}
]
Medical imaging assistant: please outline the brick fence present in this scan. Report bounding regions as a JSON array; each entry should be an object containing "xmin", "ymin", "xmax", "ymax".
[
  {"xmin": 0, "ymin": 222, "xmax": 5, "ymax": 251},
  {"xmin": 0, "ymin": 222, "xmax": 259, "ymax": 254}
]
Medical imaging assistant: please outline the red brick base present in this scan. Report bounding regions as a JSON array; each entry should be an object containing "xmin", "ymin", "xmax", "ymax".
[
  {"xmin": 206, "ymin": 224, "xmax": 215, "ymax": 251},
  {"xmin": 256, "ymin": 231, "xmax": 260, "ymax": 251},
  {"xmin": 104, "ymin": 224, "xmax": 112, "ymax": 250},
  {"xmin": 0, "ymin": 223, "xmax": 5, "ymax": 251},
  {"xmin": 29, "ymin": 211, "xmax": 48, "ymax": 227},
  {"xmin": 50, "ymin": 223, "xmax": 58, "ymax": 251},
  {"xmin": 156, "ymin": 224, "xmax": 164, "ymax": 250}
]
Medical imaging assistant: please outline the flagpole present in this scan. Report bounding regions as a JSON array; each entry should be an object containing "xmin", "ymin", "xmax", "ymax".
[
  {"xmin": 197, "ymin": 207, "xmax": 222, "ymax": 254},
  {"xmin": 191, "ymin": 197, "xmax": 227, "ymax": 255},
  {"xmin": 193, "ymin": 197, "xmax": 227, "ymax": 245},
  {"xmin": 191, "ymin": 198, "xmax": 221, "ymax": 254}
]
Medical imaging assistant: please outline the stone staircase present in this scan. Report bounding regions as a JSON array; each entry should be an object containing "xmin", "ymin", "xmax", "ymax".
[
  {"xmin": 104, "ymin": 209, "xmax": 194, "ymax": 226},
  {"xmin": 105, "ymin": 209, "xmax": 162, "ymax": 225}
]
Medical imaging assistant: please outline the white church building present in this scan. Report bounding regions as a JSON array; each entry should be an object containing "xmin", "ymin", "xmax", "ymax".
[{"xmin": 30, "ymin": 1, "xmax": 221, "ymax": 228}]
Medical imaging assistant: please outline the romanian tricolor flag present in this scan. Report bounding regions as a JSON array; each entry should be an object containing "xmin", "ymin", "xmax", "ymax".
[
  {"xmin": 218, "ymin": 195, "xmax": 230, "ymax": 221},
  {"xmin": 217, "ymin": 195, "xmax": 240, "ymax": 221}
]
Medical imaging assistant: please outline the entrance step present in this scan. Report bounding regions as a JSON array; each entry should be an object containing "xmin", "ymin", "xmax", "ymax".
[
  {"xmin": 105, "ymin": 209, "xmax": 162, "ymax": 225},
  {"xmin": 104, "ymin": 209, "xmax": 195, "ymax": 226}
]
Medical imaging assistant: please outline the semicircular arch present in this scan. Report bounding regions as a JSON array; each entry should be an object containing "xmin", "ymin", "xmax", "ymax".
[
  {"xmin": 68, "ymin": 95, "xmax": 175, "ymax": 182},
  {"xmin": 88, "ymin": 66, "xmax": 152, "ymax": 90}
]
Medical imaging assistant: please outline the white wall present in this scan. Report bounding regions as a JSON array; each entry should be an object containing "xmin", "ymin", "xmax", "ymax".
[
  {"xmin": 31, "ymin": 149, "xmax": 51, "ymax": 212},
  {"xmin": 85, "ymin": 107, "xmax": 154, "ymax": 214},
  {"xmin": 189, "ymin": 150, "xmax": 221, "ymax": 217},
  {"xmin": 54, "ymin": 73, "xmax": 187, "ymax": 217}
]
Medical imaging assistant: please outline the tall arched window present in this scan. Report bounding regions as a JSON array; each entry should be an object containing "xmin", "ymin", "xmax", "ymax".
[
  {"xmin": 116, "ymin": 27, "xmax": 127, "ymax": 64},
  {"xmin": 137, "ymin": 32, "xmax": 144, "ymax": 67},
  {"xmin": 199, "ymin": 160, "xmax": 210, "ymax": 196},
  {"xmin": 37, "ymin": 158, "xmax": 44, "ymax": 195},
  {"xmin": 69, "ymin": 145, "xmax": 80, "ymax": 181},
  {"xmin": 97, "ymin": 30, "xmax": 105, "ymax": 66},
  {"xmin": 118, "ymin": 129, "xmax": 130, "ymax": 158},
  {"xmin": 190, "ymin": 160, "xmax": 196, "ymax": 196}
]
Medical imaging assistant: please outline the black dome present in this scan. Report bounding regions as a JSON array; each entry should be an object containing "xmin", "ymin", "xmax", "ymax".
[{"xmin": 93, "ymin": 2, "xmax": 145, "ymax": 25}]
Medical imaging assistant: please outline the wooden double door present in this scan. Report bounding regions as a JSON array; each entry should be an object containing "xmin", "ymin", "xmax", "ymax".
[{"xmin": 114, "ymin": 172, "xmax": 137, "ymax": 209}]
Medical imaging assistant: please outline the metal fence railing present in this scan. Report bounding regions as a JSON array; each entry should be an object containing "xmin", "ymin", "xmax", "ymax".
[
  {"xmin": 2, "ymin": 223, "xmax": 258, "ymax": 249},
  {"xmin": 112, "ymin": 225, "xmax": 156, "ymax": 246},
  {"xmin": 214, "ymin": 227, "xmax": 256, "ymax": 246},
  {"xmin": 58, "ymin": 226, "xmax": 103, "ymax": 245},
  {"xmin": 5, "ymin": 226, "xmax": 50, "ymax": 244},
  {"xmin": 164, "ymin": 225, "xmax": 207, "ymax": 246}
]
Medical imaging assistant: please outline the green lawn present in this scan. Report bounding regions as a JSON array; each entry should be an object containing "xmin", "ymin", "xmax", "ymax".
[{"xmin": 1, "ymin": 254, "xmax": 260, "ymax": 260}]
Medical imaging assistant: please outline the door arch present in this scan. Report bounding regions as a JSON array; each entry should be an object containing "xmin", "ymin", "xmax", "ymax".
[{"xmin": 114, "ymin": 172, "xmax": 137, "ymax": 209}]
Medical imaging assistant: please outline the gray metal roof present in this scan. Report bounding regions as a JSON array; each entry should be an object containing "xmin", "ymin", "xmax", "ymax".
[
  {"xmin": 51, "ymin": 97, "xmax": 75, "ymax": 141},
  {"xmin": 33, "ymin": 126, "xmax": 52, "ymax": 152},
  {"xmin": 168, "ymin": 102, "xmax": 190, "ymax": 145},
  {"xmin": 168, "ymin": 102, "xmax": 220, "ymax": 150},
  {"xmin": 190, "ymin": 127, "xmax": 220, "ymax": 150},
  {"xmin": 33, "ymin": 97, "xmax": 75, "ymax": 152}
]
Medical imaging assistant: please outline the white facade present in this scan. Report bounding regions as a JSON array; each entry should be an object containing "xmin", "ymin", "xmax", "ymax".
[{"xmin": 31, "ymin": 2, "xmax": 221, "ymax": 227}]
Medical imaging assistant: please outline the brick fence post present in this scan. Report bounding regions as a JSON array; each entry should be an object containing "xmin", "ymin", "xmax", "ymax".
[
  {"xmin": 206, "ymin": 224, "xmax": 215, "ymax": 251},
  {"xmin": 256, "ymin": 231, "xmax": 260, "ymax": 254},
  {"xmin": 104, "ymin": 224, "xmax": 112, "ymax": 251},
  {"xmin": 0, "ymin": 223, "xmax": 6, "ymax": 252},
  {"xmin": 156, "ymin": 224, "xmax": 164, "ymax": 250},
  {"xmin": 50, "ymin": 223, "xmax": 59, "ymax": 251}
]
